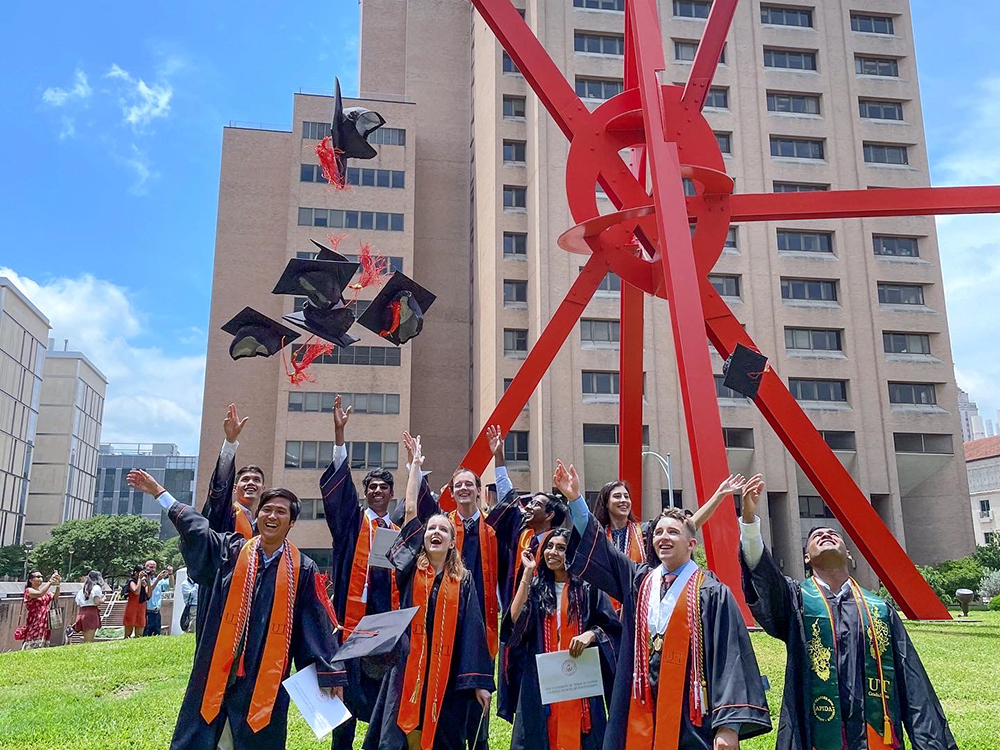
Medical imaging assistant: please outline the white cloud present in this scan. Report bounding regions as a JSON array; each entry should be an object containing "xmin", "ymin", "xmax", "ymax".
[
  {"xmin": 41, "ymin": 70, "xmax": 92, "ymax": 107},
  {"xmin": 118, "ymin": 143, "xmax": 159, "ymax": 195},
  {"xmin": 0, "ymin": 268, "xmax": 204, "ymax": 454},
  {"xmin": 58, "ymin": 116, "xmax": 75, "ymax": 140},
  {"xmin": 105, "ymin": 63, "xmax": 172, "ymax": 130}
]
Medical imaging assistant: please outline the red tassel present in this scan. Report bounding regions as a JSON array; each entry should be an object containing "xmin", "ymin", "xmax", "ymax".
[
  {"xmin": 347, "ymin": 242, "xmax": 388, "ymax": 302},
  {"xmin": 314, "ymin": 572, "xmax": 340, "ymax": 627},
  {"xmin": 379, "ymin": 299, "xmax": 402, "ymax": 337},
  {"xmin": 282, "ymin": 336, "xmax": 335, "ymax": 385},
  {"xmin": 236, "ymin": 652, "xmax": 246, "ymax": 677},
  {"xmin": 315, "ymin": 137, "xmax": 348, "ymax": 191},
  {"xmin": 325, "ymin": 233, "xmax": 348, "ymax": 252}
]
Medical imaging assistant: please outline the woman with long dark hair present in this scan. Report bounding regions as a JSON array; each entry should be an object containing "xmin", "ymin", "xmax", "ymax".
[
  {"xmin": 593, "ymin": 481, "xmax": 645, "ymax": 565},
  {"xmin": 364, "ymin": 435, "xmax": 495, "ymax": 750},
  {"xmin": 71, "ymin": 570, "xmax": 105, "ymax": 643},
  {"xmin": 122, "ymin": 564, "xmax": 147, "ymax": 638},
  {"xmin": 20, "ymin": 570, "xmax": 61, "ymax": 649},
  {"xmin": 505, "ymin": 529, "xmax": 621, "ymax": 750}
]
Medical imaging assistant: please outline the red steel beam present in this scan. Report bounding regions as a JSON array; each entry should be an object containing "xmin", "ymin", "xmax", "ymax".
[{"xmin": 681, "ymin": 0, "xmax": 739, "ymax": 112}]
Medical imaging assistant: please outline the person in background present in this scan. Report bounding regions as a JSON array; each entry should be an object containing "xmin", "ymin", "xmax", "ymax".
[
  {"xmin": 122, "ymin": 564, "xmax": 147, "ymax": 638},
  {"xmin": 143, "ymin": 561, "xmax": 174, "ymax": 636},
  {"xmin": 71, "ymin": 570, "xmax": 105, "ymax": 643},
  {"xmin": 21, "ymin": 570, "xmax": 61, "ymax": 649},
  {"xmin": 180, "ymin": 577, "xmax": 198, "ymax": 634}
]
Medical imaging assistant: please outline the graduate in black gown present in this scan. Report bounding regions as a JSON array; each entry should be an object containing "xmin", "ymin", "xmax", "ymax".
[
  {"xmin": 483, "ymin": 425, "xmax": 569, "ymax": 723},
  {"xmin": 730, "ymin": 475, "xmax": 958, "ymax": 750},
  {"xmin": 364, "ymin": 435, "xmax": 495, "ymax": 750},
  {"xmin": 555, "ymin": 460, "xmax": 771, "ymax": 750},
  {"xmin": 127, "ymin": 469, "xmax": 346, "ymax": 750},
  {"xmin": 504, "ymin": 528, "xmax": 621, "ymax": 750}
]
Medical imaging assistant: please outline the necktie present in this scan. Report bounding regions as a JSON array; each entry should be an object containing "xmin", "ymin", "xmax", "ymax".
[
  {"xmin": 464, "ymin": 517, "xmax": 478, "ymax": 534},
  {"xmin": 660, "ymin": 572, "xmax": 677, "ymax": 600}
]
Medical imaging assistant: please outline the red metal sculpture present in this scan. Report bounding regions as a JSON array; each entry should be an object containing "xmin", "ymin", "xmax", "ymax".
[{"xmin": 440, "ymin": 0, "xmax": 1000, "ymax": 622}]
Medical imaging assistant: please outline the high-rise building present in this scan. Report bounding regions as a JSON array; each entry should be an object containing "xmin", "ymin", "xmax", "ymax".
[
  {"xmin": 0, "ymin": 278, "xmax": 49, "ymax": 546},
  {"xmin": 201, "ymin": 0, "xmax": 974, "ymax": 580},
  {"xmin": 958, "ymin": 388, "xmax": 981, "ymax": 443},
  {"xmin": 96, "ymin": 443, "xmax": 198, "ymax": 540},
  {"xmin": 23, "ymin": 347, "xmax": 107, "ymax": 543}
]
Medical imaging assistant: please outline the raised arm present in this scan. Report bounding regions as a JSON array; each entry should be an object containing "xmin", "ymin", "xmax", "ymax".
[
  {"xmin": 509, "ymin": 548, "xmax": 536, "ymax": 623},
  {"xmin": 202, "ymin": 403, "xmax": 248, "ymax": 530},
  {"xmin": 320, "ymin": 395, "xmax": 361, "ymax": 547},
  {"xmin": 689, "ymin": 473, "xmax": 751, "ymax": 531},
  {"xmin": 403, "ymin": 435, "xmax": 425, "ymax": 527}
]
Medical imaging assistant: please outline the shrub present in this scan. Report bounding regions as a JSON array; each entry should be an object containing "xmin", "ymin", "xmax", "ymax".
[
  {"xmin": 932, "ymin": 556, "xmax": 984, "ymax": 599},
  {"xmin": 875, "ymin": 585, "xmax": 900, "ymax": 610},
  {"xmin": 989, "ymin": 595, "xmax": 1000, "ymax": 612},
  {"xmin": 979, "ymin": 568, "xmax": 1000, "ymax": 600}
]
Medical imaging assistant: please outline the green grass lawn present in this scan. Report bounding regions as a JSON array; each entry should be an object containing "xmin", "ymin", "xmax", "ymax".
[{"xmin": 0, "ymin": 612, "xmax": 997, "ymax": 749}]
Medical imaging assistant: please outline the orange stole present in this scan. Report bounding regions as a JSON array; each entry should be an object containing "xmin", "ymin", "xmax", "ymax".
[
  {"xmin": 545, "ymin": 585, "xmax": 589, "ymax": 750},
  {"xmin": 201, "ymin": 537, "xmax": 301, "ymax": 732},
  {"xmin": 397, "ymin": 565, "xmax": 461, "ymax": 750},
  {"xmin": 606, "ymin": 521, "xmax": 644, "ymax": 612},
  {"xmin": 452, "ymin": 511, "xmax": 499, "ymax": 658},
  {"xmin": 344, "ymin": 515, "xmax": 401, "ymax": 633},
  {"xmin": 511, "ymin": 528, "xmax": 535, "ymax": 595},
  {"xmin": 233, "ymin": 502, "xmax": 254, "ymax": 539},
  {"xmin": 625, "ymin": 574, "xmax": 691, "ymax": 750}
]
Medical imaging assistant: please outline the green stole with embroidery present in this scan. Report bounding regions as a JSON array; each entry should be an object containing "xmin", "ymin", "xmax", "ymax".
[{"xmin": 801, "ymin": 577, "xmax": 899, "ymax": 749}]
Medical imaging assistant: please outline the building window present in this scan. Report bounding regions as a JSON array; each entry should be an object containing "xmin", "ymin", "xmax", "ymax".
[
  {"xmin": 893, "ymin": 433, "xmax": 953, "ymax": 454},
  {"xmin": 295, "ymin": 253, "xmax": 403, "ymax": 274},
  {"xmin": 503, "ymin": 185, "xmax": 527, "ymax": 209},
  {"xmin": 683, "ymin": 178, "xmax": 697, "ymax": 196},
  {"xmin": 575, "ymin": 77, "xmax": 624, "ymax": 100},
  {"xmin": 888, "ymin": 382, "xmax": 936, "ymax": 406},
  {"xmin": 782, "ymin": 278, "xmax": 837, "ymax": 302},
  {"xmin": 873, "ymin": 235, "xmax": 918, "ymax": 258},
  {"xmin": 859, "ymin": 99, "xmax": 903, "ymax": 121},
  {"xmin": 674, "ymin": 40, "xmax": 726, "ymax": 63},
  {"xmin": 883, "ymin": 332, "xmax": 930, "ymax": 355},
  {"xmin": 760, "ymin": 5, "xmax": 813, "ymax": 27},
  {"xmin": 773, "ymin": 182, "xmax": 829, "ymax": 193},
  {"xmin": 346, "ymin": 442, "xmax": 399, "ymax": 470},
  {"xmin": 582, "ymin": 370, "xmax": 620, "ymax": 395},
  {"xmin": 723, "ymin": 427, "xmax": 754, "ymax": 449},
  {"xmin": 504, "ymin": 431, "xmax": 529, "ymax": 462},
  {"xmin": 583, "ymin": 424, "xmax": 650, "ymax": 445},
  {"xmin": 574, "ymin": 32, "xmax": 625, "ymax": 55},
  {"xmin": 503, "ymin": 140, "xmax": 527, "ymax": 163},
  {"xmin": 302, "ymin": 121, "xmax": 329, "ymax": 140},
  {"xmin": 789, "ymin": 379, "xmax": 848, "ymax": 402},
  {"xmin": 777, "ymin": 229, "xmax": 833, "ymax": 253},
  {"xmin": 297, "ymin": 207, "xmax": 404, "ymax": 231},
  {"xmin": 763, "ymin": 48, "xmax": 817, "ymax": 71},
  {"xmin": 766, "ymin": 92, "xmax": 820, "ymax": 115},
  {"xmin": 504, "ymin": 232, "xmax": 527, "ymax": 257},
  {"xmin": 715, "ymin": 132, "xmax": 732, "ymax": 154},
  {"xmin": 705, "ymin": 87, "xmax": 729, "ymax": 108},
  {"xmin": 979, "ymin": 499, "xmax": 991, "ymax": 514},
  {"xmin": 339, "ymin": 167, "xmax": 406, "ymax": 189},
  {"xmin": 290, "ymin": 344, "xmax": 401, "ymax": 366},
  {"xmin": 503, "ymin": 378, "xmax": 513, "ymax": 392},
  {"xmin": 799, "ymin": 495, "xmax": 834, "ymax": 519},
  {"xmin": 581, "ymin": 318, "xmax": 620, "ymax": 345},
  {"xmin": 785, "ymin": 328, "xmax": 843, "ymax": 352},
  {"xmin": 986, "ymin": 532, "xmax": 996, "ymax": 545},
  {"xmin": 367, "ymin": 127, "xmax": 406, "ymax": 146},
  {"xmin": 877, "ymin": 283, "xmax": 924, "ymax": 305},
  {"xmin": 504, "ymin": 328, "xmax": 528, "ymax": 355},
  {"xmin": 673, "ymin": 0, "xmax": 711, "ymax": 19},
  {"xmin": 574, "ymin": 0, "xmax": 625, "ymax": 9},
  {"xmin": 822, "ymin": 431, "xmax": 856, "ymax": 451},
  {"xmin": 770, "ymin": 137, "xmax": 824, "ymax": 160},
  {"xmin": 503, "ymin": 95, "xmax": 526, "ymax": 119},
  {"xmin": 502, "ymin": 51, "xmax": 521, "ymax": 75},
  {"xmin": 595, "ymin": 271, "xmax": 621, "ymax": 294},
  {"xmin": 714, "ymin": 375, "xmax": 746, "ymax": 400},
  {"xmin": 864, "ymin": 143, "xmax": 909, "ymax": 166},
  {"xmin": 503, "ymin": 279, "xmax": 527, "ymax": 305},
  {"xmin": 725, "ymin": 227, "xmax": 738, "ymax": 249},
  {"xmin": 855, "ymin": 56, "xmax": 899, "ymax": 77},
  {"xmin": 851, "ymin": 13, "xmax": 894, "ymax": 35},
  {"xmin": 708, "ymin": 274, "xmax": 741, "ymax": 298}
]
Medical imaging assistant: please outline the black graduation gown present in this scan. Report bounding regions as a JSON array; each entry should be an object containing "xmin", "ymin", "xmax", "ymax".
[
  {"xmin": 363, "ymin": 517, "xmax": 496, "ymax": 750},
  {"xmin": 502, "ymin": 579, "xmax": 622, "ymax": 750},
  {"xmin": 166, "ymin": 502, "xmax": 346, "ymax": 750},
  {"xmin": 740, "ymin": 546, "xmax": 958, "ymax": 750},
  {"xmin": 320, "ymin": 457, "xmax": 434, "ymax": 750},
  {"xmin": 567, "ymin": 513, "xmax": 772, "ymax": 750}
]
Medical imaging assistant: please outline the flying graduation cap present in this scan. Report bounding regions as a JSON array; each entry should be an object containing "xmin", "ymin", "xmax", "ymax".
[
  {"xmin": 357, "ymin": 271, "xmax": 436, "ymax": 345},
  {"xmin": 221, "ymin": 307, "xmax": 300, "ymax": 361},
  {"xmin": 271, "ymin": 257, "xmax": 360, "ymax": 308},
  {"xmin": 282, "ymin": 302, "xmax": 359, "ymax": 349},
  {"xmin": 315, "ymin": 77, "xmax": 386, "ymax": 189},
  {"xmin": 722, "ymin": 343, "xmax": 769, "ymax": 399},
  {"xmin": 335, "ymin": 607, "xmax": 419, "ymax": 680},
  {"xmin": 311, "ymin": 238, "xmax": 351, "ymax": 263}
]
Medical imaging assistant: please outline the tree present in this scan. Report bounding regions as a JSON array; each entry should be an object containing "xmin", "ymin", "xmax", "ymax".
[
  {"xmin": 974, "ymin": 537, "xmax": 1000, "ymax": 572},
  {"xmin": 30, "ymin": 514, "xmax": 164, "ymax": 581},
  {"xmin": 159, "ymin": 535, "xmax": 185, "ymax": 572},
  {"xmin": 0, "ymin": 544, "xmax": 28, "ymax": 578}
]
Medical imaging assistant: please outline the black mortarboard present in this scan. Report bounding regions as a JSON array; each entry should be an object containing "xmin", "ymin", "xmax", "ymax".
[
  {"xmin": 357, "ymin": 272, "xmax": 436, "ymax": 345},
  {"xmin": 283, "ymin": 301, "xmax": 359, "ymax": 349},
  {"xmin": 331, "ymin": 77, "xmax": 386, "ymax": 161},
  {"xmin": 221, "ymin": 307, "xmax": 300, "ymax": 360},
  {"xmin": 311, "ymin": 238, "xmax": 351, "ymax": 263},
  {"xmin": 722, "ymin": 343, "xmax": 768, "ymax": 399},
  {"xmin": 272, "ymin": 257, "xmax": 360, "ymax": 308},
  {"xmin": 336, "ymin": 606, "xmax": 419, "ymax": 679}
]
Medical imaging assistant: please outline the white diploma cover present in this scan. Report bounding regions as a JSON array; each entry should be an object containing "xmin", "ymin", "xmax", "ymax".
[
  {"xmin": 282, "ymin": 663, "xmax": 352, "ymax": 739},
  {"xmin": 367, "ymin": 527, "xmax": 400, "ymax": 569},
  {"xmin": 535, "ymin": 647, "xmax": 603, "ymax": 705}
]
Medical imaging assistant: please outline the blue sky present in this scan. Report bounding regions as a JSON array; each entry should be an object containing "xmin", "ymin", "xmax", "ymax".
[{"xmin": 1, "ymin": 1, "xmax": 998, "ymax": 453}]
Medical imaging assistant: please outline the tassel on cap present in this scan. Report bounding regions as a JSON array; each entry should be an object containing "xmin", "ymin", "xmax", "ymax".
[{"xmin": 316, "ymin": 137, "xmax": 348, "ymax": 190}]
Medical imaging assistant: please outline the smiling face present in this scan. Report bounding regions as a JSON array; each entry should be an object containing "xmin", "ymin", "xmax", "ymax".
[
  {"xmin": 365, "ymin": 477, "xmax": 393, "ymax": 516},
  {"xmin": 423, "ymin": 514, "xmax": 456, "ymax": 558},
  {"xmin": 450, "ymin": 470, "xmax": 481, "ymax": 513},
  {"xmin": 804, "ymin": 527, "xmax": 849, "ymax": 569},
  {"xmin": 652, "ymin": 516, "xmax": 697, "ymax": 570},
  {"xmin": 542, "ymin": 534, "xmax": 568, "ymax": 572},
  {"xmin": 256, "ymin": 495, "xmax": 294, "ymax": 546},
  {"xmin": 235, "ymin": 468, "xmax": 264, "ymax": 508},
  {"xmin": 606, "ymin": 484, "xmax": 632, "ymax": 524},
  {"xmin": 523, "ymin": 494, "xmax": 552, "ymax": 529}
]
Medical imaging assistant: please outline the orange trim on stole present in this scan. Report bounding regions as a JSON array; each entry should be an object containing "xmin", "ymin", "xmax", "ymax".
[
  {"xmin": 452, "ymin": 511, "xmax": 499, "ymax": 658},
  {"xmin": 546, "ymin": 585, "xmax": 585, "ymax": 750},
  {"xmin": 397, "ymin": 566, "xmax": 461, "ymax": 750},
  {"xmin": 606, "ymin": 521, "xmax": 644, "ymax": 612},
  {"xmin": 233, "ymin": 503, "xmax": 254, "ymax": 539},
  {"xmin": 344, "ymin": 515, "xmax": 401, "ymax": 633}
]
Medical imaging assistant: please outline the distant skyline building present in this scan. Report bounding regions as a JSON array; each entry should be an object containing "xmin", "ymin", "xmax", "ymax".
[{"xmin": 96, "ymin": 443, "xmax": 197, "ymax": 539}]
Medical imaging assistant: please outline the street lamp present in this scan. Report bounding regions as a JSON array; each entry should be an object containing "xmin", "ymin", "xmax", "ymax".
[
  {"xmin": 22, "ymin": 541, "xmax": 34, "ymax": 581},
  {"xmin": 641, "ymin": 451, "xmax": 674, "ymax": 508},
  {"xmin": 67, "ymin": 547, "xmax": 75, "ymax": 578}
]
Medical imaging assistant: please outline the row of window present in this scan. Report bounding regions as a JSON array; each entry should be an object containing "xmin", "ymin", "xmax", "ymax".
[
  {"xmin": 298, "ymin": 207, "xmax": 405, "ymax": 231},
  {"xmin": 288, "ymin": 391, "xmax": 401, "ymax": 414},
  {"xmin": 301, "ymin": 122, "xmax": 407, "ymax": 145},
  {"xmin": 301, "ymin": 164, "xmax": 406, "ymax": 189},
  {"xmin": 285, "ymin": 441, "xmax": 400, "ymax": 470},
  {"xmin": 290, "ymin": 344, "xmax": 402, "ymax": 367},
  {"xmin": 710, "ymin": 229, "xmax": 919, "ymax": 258},
  {"xmin": 770, "ymin": 137, "xmax": 909, "ymax": 165},
  {"xmin": 718, "ymin": 373, "xmax": 941, "ymax": 407},
  {"xmin": 294, "ymin": 251, "xmax": 405, "ymax": 273}
]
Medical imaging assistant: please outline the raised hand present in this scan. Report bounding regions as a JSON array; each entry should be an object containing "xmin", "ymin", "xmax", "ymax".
[
  {"xmin": 520, "ymin": 547, "xmax": 536, "ymax": 576},
  {"xmin": 486, "ymin": 425, "xmax": 505, "ymax": 466},
  {"xmin": 716, "ymin": 473, "xmax": 747, "ymax": 498},
  {"xmin": 402, "ymin": 431, "xmax": 417, "ymax": 465},
  {"xmin": 741, "ymin": 474, "xmax": 765, "ymax": 523},
  {"xmin": 223, "ymin": 403, "xmax": 249, "ymax": 443},
  {"xmin": 127, "ymin": 469, "xmax": 164, "ymax": 497},
  {"xmin": 552, "ymin": 460, "xmax": 580, "ymax": 500},
  {"xmin": 410, "ymin": 435, "xmax": 425, "ymax": 467},
  {"xmin": 333, "ymin": 394, "xmax": 352, "ymax": 431}
]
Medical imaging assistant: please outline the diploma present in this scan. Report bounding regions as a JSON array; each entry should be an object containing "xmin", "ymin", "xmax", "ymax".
[
  {"xmin": 367, "ymin": 527, "xmax": 400, "ymax": 569},
  {"xmin": 282, "ymin": 663, "xmax": 352, "ymax": 739},
  {"xmin": 535, "ymin": 647, "xmax": 603, "ymax": 705}
]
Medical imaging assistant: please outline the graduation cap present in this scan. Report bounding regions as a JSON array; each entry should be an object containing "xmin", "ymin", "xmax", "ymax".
[
  {"xmin": 283, "ymin": 302, "xmax": 359, "ymax": 349},
  {"xmin": 221, "ymin": 307, "xmax": 300, "ymax": 360},
  {"xmin": 357, "ymin": 272, "xmax": 436, "ymax": 345},
  {"xmin": 722, "ymin": 343, "xmax": 768, "ymax": 399},
  {"xmin": 330, "ymin": 76, "xmax": 386, "ymax": 161},
  {"xmin": 336, "ymin": 606, "xmax": 419, "ymax": 680},
  {"xmin": 311, "ymin": 238, "xmax": 351, "ymax": 263},
  {"xmin": 272, "ymin": 257, "xmax": 360, "ymax": 308}
]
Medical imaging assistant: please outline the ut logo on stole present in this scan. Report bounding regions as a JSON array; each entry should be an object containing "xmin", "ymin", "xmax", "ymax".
[
  {"xmin": 662, "ymin": 649, "xmax": 685, "ymax": 667},
  {"xmin": 270, "ymin": 623, "xmax": 288, "ymax": 635},
  {"xmin": 867, "ymin": 677, "xmax": 891, "ymax": 697}
]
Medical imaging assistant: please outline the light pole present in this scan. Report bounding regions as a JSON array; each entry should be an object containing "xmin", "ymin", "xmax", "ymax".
[
  {"xmin": 641, "ymin": 451, "xmax": 674, "ymax": 508},
  {"xmin": 67, "ymin": 547, "xmax": 75, "ymax": 579},
  {"xmin": 22, "ymin": 541, "xmax": 34, "ymax": 581}
]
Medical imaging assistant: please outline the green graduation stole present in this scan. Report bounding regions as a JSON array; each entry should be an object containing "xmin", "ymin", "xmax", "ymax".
[{"xmin": 801, "ymin": 577, "xmax": 899, "ymax": 750}]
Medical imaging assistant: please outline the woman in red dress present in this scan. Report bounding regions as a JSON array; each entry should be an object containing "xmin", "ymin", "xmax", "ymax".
[
  {"xmin": 122, "ymin": 564, "xmax": 147, "ymax": 638},
  {"xmin": 22, "ymin": 570, "xmax": 61, "ymax": 649}
]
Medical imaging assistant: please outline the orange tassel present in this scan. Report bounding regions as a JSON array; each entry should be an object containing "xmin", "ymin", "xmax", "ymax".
[
  {"xmin": 282, "ymin": 336, "xmax": 335, "ymax": 385},
  {"xmin": 347, "ymin": 242, "xmax": 388, "ymax": 302},
  {"xmin": 315, "ymin": 137, "xmax": 348, "ymax": 191}
]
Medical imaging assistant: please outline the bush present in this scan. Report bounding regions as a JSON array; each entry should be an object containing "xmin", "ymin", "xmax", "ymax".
[
  {"xmin": 918, "ymin": 564, "xmax": 953, "ymax": 605},
  {"xmin": 931, "ymin": 556, "xmax": 984, "ymax": 599},
  {"xmin": 875, "ymin": 585, "xmax": 900, "ymax": 610},
  {"xmin": 989, "ymin": 595, "xmax": 1000, "ymax": 612},
  {"xmin": 974, "ymin": 538, "xmax": 1000, "ymax": 572},
  {"xmin": 979, "ymin": 568, "xmax": 1000, "ymax": 600}
]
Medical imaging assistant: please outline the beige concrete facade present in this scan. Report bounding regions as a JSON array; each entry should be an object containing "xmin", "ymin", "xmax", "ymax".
[{"xmin": 23, "ymin": 350, "xmax": 106, "ymax": 543}]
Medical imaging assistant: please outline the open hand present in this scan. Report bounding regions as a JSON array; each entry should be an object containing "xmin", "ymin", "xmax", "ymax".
[
  {"xmin": 410, "ymin": 435, "xmax": 424, "ymax": 467},
  {"xmin": 716, "ymin": 473, "xmax": 747, "ymax": 498},
  {"xmin": 741, "ymin": 474, "xmax": 765, "ymax": 522},
  {"xmin": 127, "ymin": 469, "xmax": 164, "ymax": 497},
  {"xmin": 520, "ymin": 548, "xmax": 536, "ymax": 576},
  {"xmin": 486, "ymin": 425, "xmax": 504, "ymax": 463},
  {"xmin": 223, "ymin": 403, "xmax": 249, "ymax": 443},
  {"xmin": 552, "ymin": 460, "xmax": 580, "ymax": 500},
  {"xmin": 333, "ymin": 394, "xmax": 352, "ymax": 431},
  {"xmin": 568, "ymin": 630, "xmax": 596, "ymax": 658},
  {"xmin": 403, "ymin": 431, "xmax": 417, "ymax": 465}
]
